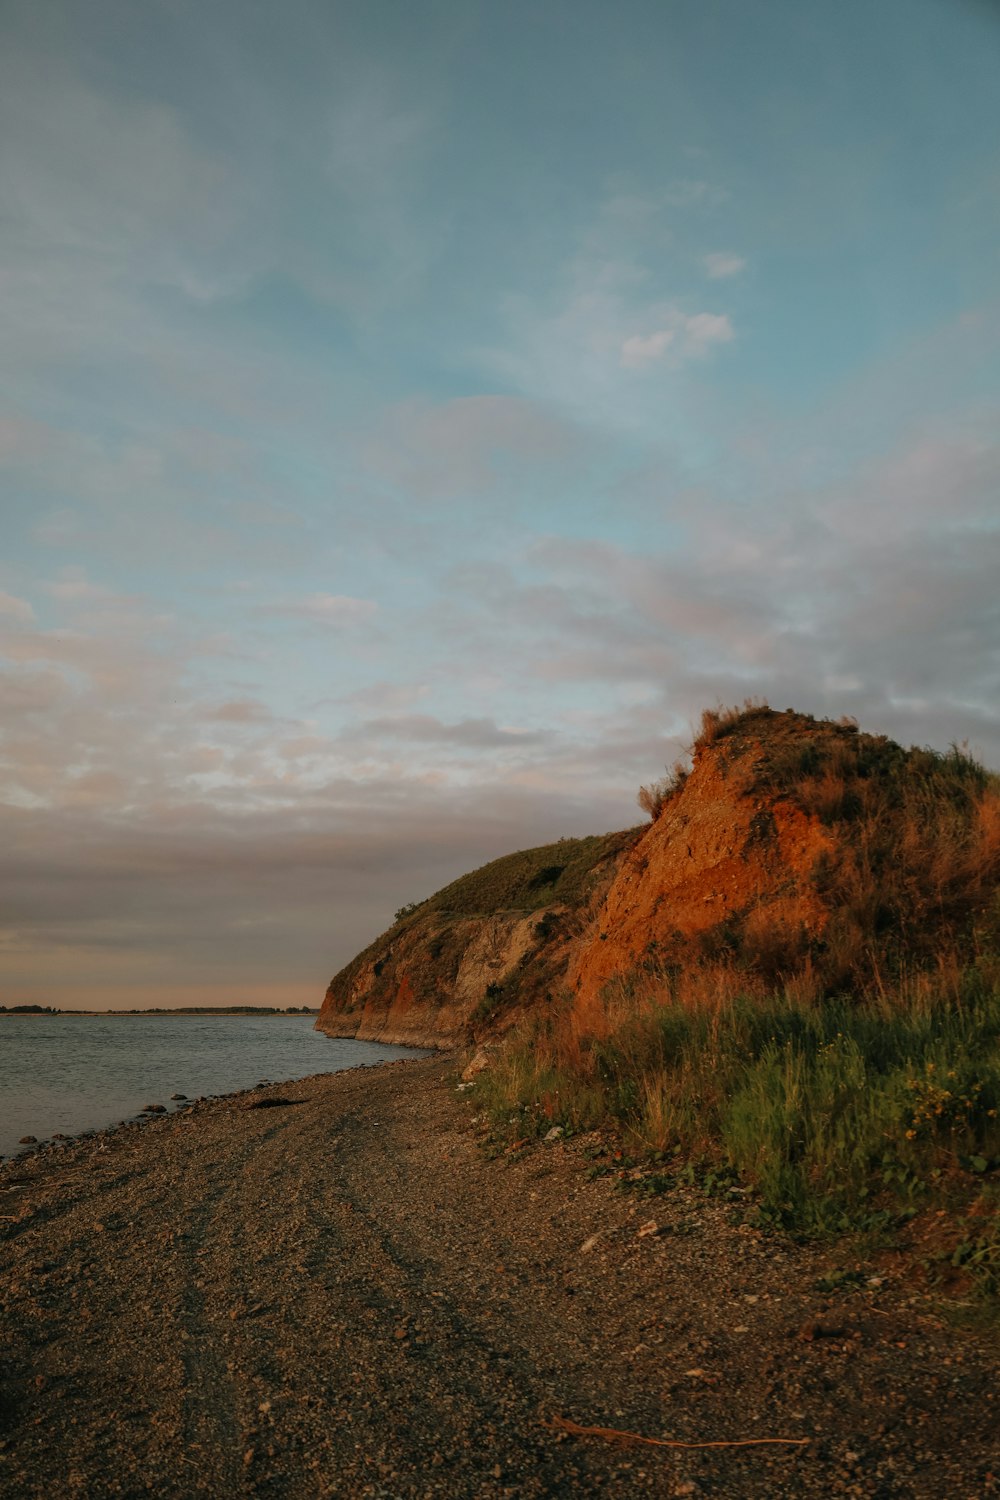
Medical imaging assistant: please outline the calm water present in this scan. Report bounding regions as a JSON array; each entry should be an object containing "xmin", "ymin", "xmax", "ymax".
[{"xmin": 0, "ymin": 1015, "xmax": 420, "ymax": 1157}]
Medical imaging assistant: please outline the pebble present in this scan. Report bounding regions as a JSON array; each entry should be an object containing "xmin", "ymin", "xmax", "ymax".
[{"xmin": 2, "ymin": 1052, "xmax": 997, "ymax": 1500}]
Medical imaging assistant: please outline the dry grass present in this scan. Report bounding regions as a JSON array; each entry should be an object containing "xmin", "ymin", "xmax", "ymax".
[
  {"xmin": 695, "ymin": 698, "xmax": 772, "ymax": 748},
  {"xmin": 636, "ymin": 759, "xmax": 689, "ymax": 820},
  {"xmin": 475, "ymin": 962, "xmax": 1000, "ymax": 1280},
  {"xmin": 474, "ymin": 710, "xmax": 1000, "ymax": 1282},
  {"xmin": 679, "ymin": 706, "xmax": 1000, "ymax": 994}
]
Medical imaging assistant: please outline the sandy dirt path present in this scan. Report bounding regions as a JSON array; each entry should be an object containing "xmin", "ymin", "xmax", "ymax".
[{"xmin": 1, "ymin": 1056, "xmax": 998, "ymax": 1498}]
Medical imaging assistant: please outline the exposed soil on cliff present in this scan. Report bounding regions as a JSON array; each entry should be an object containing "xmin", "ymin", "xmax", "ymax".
[
  {"xmin": 319, "ymin": 707, "xmax": 1000, "ymax": 1048},
  {"xmin": 570, "ymin": 712, "xmax": 838, "ymax": 1011},
  {"xmin": 2, "ymin": 1057, "xmax": 998, "ymax": 1498},
  {"xmin": 318, "ymin": 830, "xmax": 638, "ymax": 1048}
]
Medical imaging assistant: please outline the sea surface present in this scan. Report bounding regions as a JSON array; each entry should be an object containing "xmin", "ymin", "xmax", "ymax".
[{"xmin": 0, "ymin": 1014, "xmax": 421, "ymax": 1157}]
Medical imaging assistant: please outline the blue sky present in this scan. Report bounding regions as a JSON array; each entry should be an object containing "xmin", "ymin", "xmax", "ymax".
[{"xmin": 1, "ymin": 0, "xmax": 999, "ymax": 1006}]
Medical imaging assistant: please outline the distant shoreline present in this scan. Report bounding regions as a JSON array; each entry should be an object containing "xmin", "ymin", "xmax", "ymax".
[{"xmin": 0, "ymin": 1009, "xmax": 320, "ymax": 1018}]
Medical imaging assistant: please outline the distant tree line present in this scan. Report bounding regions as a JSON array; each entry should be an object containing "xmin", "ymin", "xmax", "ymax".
[{"xmin": 0, "ymin": 1005, "xmax": 318, "ymax": 1015}]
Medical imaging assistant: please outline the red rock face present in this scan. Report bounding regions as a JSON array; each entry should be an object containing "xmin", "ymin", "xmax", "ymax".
[
  {"xmin": 316, "ymin": 910, "xmax": 571, "ymax": 1049},
  {"xmin": 320, "ymin": 708, "xmax": 994, "ymax": 1045},
  {"xmin": 316, "ymin": 715, "xmax": 839, "ymax": 1047},
  {"xmin": 317, "ymin": 831, "xmax": 638, "ymax": 1049},
  {"xmin": 570, "ymin": 734, "xmax": 835, "ymax": 1008}
]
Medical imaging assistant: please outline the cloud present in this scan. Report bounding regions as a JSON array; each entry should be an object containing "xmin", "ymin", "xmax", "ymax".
[
  {"xmin": 620, "ymin": 329, "xmax": 676, "ymax": 368},
  {"xmin": 0, "ymin": 666, "xmax": 67, "ymax": 714},
  {"xmin": 703, "ymin": 252, "xmax": 746, "ymax": 279},
  {"xmin": 1, "ymin": 17, "xmax": 997, "ymax": 1014},
  {"xmin": 620, "ymin": 309, "xmax": 735, "ymax": 368},
  {"xmin": 0, "ymin": 591, "xmax": 34, "ymax": 623},
  {"xmin": 278, "ymin": 734, "xmax": 331, "ymax": 761},
  {"xmin": 683, "ymin": 312, "xmax": 736, "ymax": 355},
  {"xmin": 481, "ymin": 193, "xmax": 741, "ymax": 425},
  {"xmin": 338, "ymin": 681, "xmax": 429, "ymax": 714},
  {"xmin": 3, "ymin": 402, "xmax": 1000, "ymax": 1007},
  {"xmin": 662, "ymin": 179, "xmax": 729, "ymax": 208},
  {"xmin": 44, "ymin": 568, "xmax": 137, "ymax": 607},
  {"xmin": 261, "ymin": 594, "xmax": 379, "ymax": 626},
  {"xmin": 1, "ymin": 414, "xmax": 320, "ymax": 578},
  {"xmin": 362, "ymin": 394, "xmax": 584, "ymax": 505},
  {"xmin": 345, "ymin": 714, "xmax": 551, "ymax": 750},
  {"xmin": 0, "ymin": 9, "xmax": 440, "ymax": 368},
  {"xmin": 203, "ymin": 698, "xmax": 275, "ymax": 725},
  {"xmin": 0, "ymin": 773, "xmax": 631, "ymax": 1005}
]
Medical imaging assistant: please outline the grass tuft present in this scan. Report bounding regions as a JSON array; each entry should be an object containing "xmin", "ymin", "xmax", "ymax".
[{"xmin": 475, "ymin": 965, "xmax": 1000, "ymax": 1291}]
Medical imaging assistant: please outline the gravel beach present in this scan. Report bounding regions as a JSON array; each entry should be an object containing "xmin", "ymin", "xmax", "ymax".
[{"xmin": 1, "ymin": 1056, "xmax": 997, "ymax": 1498}]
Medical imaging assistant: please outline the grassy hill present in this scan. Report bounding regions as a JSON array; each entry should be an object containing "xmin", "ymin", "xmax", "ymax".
[
  {"xmin": 470, "ymin": 704, "xmax": 1000, "ymax": 1304},
  {"xmin": 395, "ymin": 828, "xmax": 638, "ymax": 922}
]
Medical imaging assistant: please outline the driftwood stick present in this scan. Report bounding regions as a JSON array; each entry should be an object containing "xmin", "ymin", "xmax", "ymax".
[{"xmin": 545, "ymin": 1413, "xmax": 810, "ymax": 1451}]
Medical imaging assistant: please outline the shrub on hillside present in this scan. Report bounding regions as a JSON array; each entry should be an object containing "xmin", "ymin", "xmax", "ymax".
[
  {"xmin": 637, "ymin": 759, "xmax": 689, "ymax": 820},
  {"xmin": 695, "ymin": 698, "xmax": 773, "ymax": 748},
  {"xmin": 474, "ymin": 967, "xmax": 1000, "ymax": 1291}
]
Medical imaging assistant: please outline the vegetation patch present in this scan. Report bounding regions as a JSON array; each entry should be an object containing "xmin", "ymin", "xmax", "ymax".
[
  {"xmin": 473, "ymin": 963, "xmax": 1000, "ymax": 1299},
  {"xmin": 653, "ymin": 703, "xmax": 1000, "ymax": 995},
  {"xmin": 420, "ymin": 828, "xmax": 640, "ymax": 918}
]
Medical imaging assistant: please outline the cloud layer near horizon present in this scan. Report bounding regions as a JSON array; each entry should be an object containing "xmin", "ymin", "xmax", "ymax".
[{"xmin": 2, "ymin": 0, "xmax": 999, "ymax": 1005}]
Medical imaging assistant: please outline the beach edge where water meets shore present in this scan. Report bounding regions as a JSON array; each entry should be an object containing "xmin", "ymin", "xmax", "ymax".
[
  {"xmin": 1, "ymin": 1054, "xmax": 999, "ymax": 1498},
  {"xmin": 0, "ymin": 1015, "xmax": 421, "ymax": 1160}
]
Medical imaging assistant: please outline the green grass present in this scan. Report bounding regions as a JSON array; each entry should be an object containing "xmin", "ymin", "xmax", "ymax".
[
  {"xmin": 411, "ymin": 828, "xmax": 640, "ymax": 919},
  {"xmin": 473, "ymin": 964, "xmax": 1000, "ymax": 1292}
]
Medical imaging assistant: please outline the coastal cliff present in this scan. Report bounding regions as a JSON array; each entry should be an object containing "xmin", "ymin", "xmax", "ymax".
[
  {"xmin": 317, "ymin": 706, "xmax": 1000, "ymax": 1047},
  {"xmin": 316, "ymin": 830, "xmax": 638, "ymax": 1048}
]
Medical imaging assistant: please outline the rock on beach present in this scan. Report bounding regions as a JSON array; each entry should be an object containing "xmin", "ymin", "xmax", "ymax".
[{"xmin": 0, "ymin": 1057, "xmax": 998, "ymax": 1499}]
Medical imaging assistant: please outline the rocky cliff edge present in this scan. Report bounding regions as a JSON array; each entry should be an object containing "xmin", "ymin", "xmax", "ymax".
[{"xmin": 317, "ymin": 706, "xmax": 1000, "ymax": 1048}]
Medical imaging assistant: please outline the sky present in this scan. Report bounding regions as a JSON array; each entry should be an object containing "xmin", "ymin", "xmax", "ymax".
[{"xmin": 1, "ymin": 0, "xmax": 999, "ymax": 1009}]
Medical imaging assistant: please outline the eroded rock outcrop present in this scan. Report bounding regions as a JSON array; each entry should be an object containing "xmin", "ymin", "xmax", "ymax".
[
  {"xmin": 569, "ymin": 714, "xmax": 838, "ymax": 1010},
  {"xmin": 318, "ymin": 707, "xmax": 1000, "ymax": 1047},
  {"xmin": 316, "ymin": 831, "xmax": 637, "ymax": 1048}
]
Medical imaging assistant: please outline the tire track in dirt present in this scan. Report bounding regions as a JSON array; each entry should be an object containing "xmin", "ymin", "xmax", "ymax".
[
  {"xmin": 0, "ymin": 1150, "xmax": 161, "ymax": 1247},
  {"xmin": 168, "ymin": 1111, "xmax": 311, "ymax": 1495},
  {"xmin": 175, "ymin": 1176, "xmax": 246, "ymax": 1495},
  {"xmin": 206, "ymin": 1096, "xmax": 487, "ymax": 1494},
  {"xmin": 262, "ymin": 1094, "xmax": 642, "ymax": 1496},
  {"xmin": 4, "ymin": 1061, "xmax": 1000, "ymax": 1498}
]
